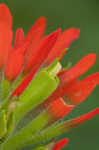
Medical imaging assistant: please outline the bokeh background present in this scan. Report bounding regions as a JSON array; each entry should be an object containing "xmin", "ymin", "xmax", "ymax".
[{"xmin": 1, "ymin": 0, "xmax": 99, "ymax": 149}]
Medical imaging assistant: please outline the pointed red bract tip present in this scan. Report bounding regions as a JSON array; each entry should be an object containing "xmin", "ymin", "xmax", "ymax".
[
  {"xmin": 52, "ymin": 138, "xmax": 69, "ymax": 150},
  {"xmin": 0, "ymin": 4, "xmax": 12, "ymax": 29},
  {"xmin": 45, "ymin": 28, "xmax": 80, "ymax": 65},
  {"xmin": 4, "ymin": 42, "xmax": 29, "ymax": 81},
  {"xmin": 63, "ymin": 108, "xmax": 99, "ymax": 131},
  {"xmin": 24, "ymin": 28, "xmax": 60, "ymax": 74},
  {"xmin": 25, "ymin": 17, "xmax": 46, "ymax": 42},
  {"xmin": 64, "ymin": 72, "xmax": 99, "ymax": 105},
  {"xmin": 24, "ymin": 17, "xmax": 46, "ymax": 59},
  {"xmin": 48, "ymin": 98, "xmax": 73, "ymax": 120},
  {"xmin": 73, "ymin": 108, "xmax": 99, "ymax": 125},
  {"xmin": 60, "ymin": 53, "xmax": 97, "ymax": 84},
  {"xmin": 14, "ymin": 28, "xmax": 24, "ymax": 48},
  {"xmin": 62, "ymin": 28, "xmax": 80, "ymax": 48}
]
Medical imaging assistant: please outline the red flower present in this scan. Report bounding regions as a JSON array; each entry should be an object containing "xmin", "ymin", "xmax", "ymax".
[{"xmin": 0, "ymin": 4, "xmax": 99, "ymax": 150}]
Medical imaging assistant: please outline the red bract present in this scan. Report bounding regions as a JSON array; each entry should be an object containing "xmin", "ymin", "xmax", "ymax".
[
  {"xmin": 45, "ymin": 28, "xmax": 80, "ymax": 65},
  {"xmin": 48, "ymin": 98, "xmax": 73, "ymax": 119},
  {"xmin": 0, "ymin": 23, "xmax": 12, "ymax": 68},
  {"xmin": 24, "ymin": 29, "xmax": 61, "ymax": 74},
  {"xmin": 0, "ymin": 4, "xmax": 99, "ymax": 150},
  {"xmin": 63, "ymin": 108, "xmax": 99, "ymax": 129},
  {"xmin": 58, "ymin": 53, "xmax": 96, "ymax": 84},
  {"xmin": 39, "ymin": 55, "xmax": 98, "ymax": 108},
  {"xmin": 73, "ymin": 108, "xmax": 99, "ymax": 125},
  {"xmin": 52, "ymin": 138, "xmax": 69, "ymax": 150},
  {"xmin": 0, "ymin": 5, "xmax": 12, "ymax": 69},
  {"xmin": 47, "ymin": 72, "xmax": 99, "ymax": 106},
  {"xmin": 14, "ymin": 28, "xmax": 25, "ymax": 48},
  {"xmin": 4, "ymin": 42, "xmax": 29, "ymax": 81},
  {"xmin": 0, "ymin": 4, "xmax": 12, "ymax": 29},
  {"xmin": 46, "ymin": 98, "xmax": 73, "ymax": 125},
  {"xmin": 24, "ymin": 17, "xmax": 46, "ymax": 60}
]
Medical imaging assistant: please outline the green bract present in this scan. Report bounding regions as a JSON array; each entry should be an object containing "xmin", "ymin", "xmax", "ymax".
[{"xmin": 0, "ymin": 60, "xmax": 61, "ymax": 150}]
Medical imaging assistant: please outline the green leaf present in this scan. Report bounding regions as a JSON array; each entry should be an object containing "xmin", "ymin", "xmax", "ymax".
[
  {"xmin": 34, "ymin": 146, "xmax": 48, "ymax": 150},
  {"xmin": 22, "ymin": 120, "xmax": 69, "ymax": 146},
  {"xmin": 1, "ymin": 112, "xmax": 48, "ymax": 150},
  {"xmin": 0, "ymin": 110, "xmax": 7, "ymax": 140},
  {"xmin": 0, "ymin": 79, "xmax": 11, "ymax": 102},
  {"xmin": 4, "ymin": 112, "xmax": 15, "ymax": 141}
]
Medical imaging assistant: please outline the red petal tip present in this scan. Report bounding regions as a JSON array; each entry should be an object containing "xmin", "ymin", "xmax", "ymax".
[
  {"xmin": 74, "ymin": 108, "xmax": 99, "ymax": 125},
  {"xmin": 46, "ymin": 28, "xmax": 61, "ymax": 40},
  {"xmin": 52, "ymin": 138, "xmax": 69, "ymax": 150},
  {"xmin": 63, "ymin": 27, "xmax": 80, "ymax": 48},
  {"xmin": 14, "ymin": 28, "xmax": 24, "ymax": 48},
  {"xmin": 0, "ymin": 4, "xmax": 12, "ymax": 28},
  {"xmin": 61, "ymin": 53, "xmax": 97, "ymax": 84},
  {"xmin": 37, "ymin": 16, "xmax": 46, "ymax": 23},
  {"xmin": 25, "ymin": 16, "xmax": 46, "ymax": 42},
  {"xmin": 31, "ymin": 16, "xmax": 46, "ymax": 30},
  {"xmin": 45, "ymin": 27, "xmax": 80, "ymax": 64}
]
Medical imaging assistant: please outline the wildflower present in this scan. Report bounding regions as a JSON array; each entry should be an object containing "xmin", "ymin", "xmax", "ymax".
[{"xmin": 0, "ymin": 4, "xmax": 99, "ymax": 150}]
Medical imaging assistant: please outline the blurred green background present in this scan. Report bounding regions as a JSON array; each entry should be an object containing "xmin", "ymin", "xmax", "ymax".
[{"xmin": 1, "ymin": 0, "xmax": 99, "ymax": 149}]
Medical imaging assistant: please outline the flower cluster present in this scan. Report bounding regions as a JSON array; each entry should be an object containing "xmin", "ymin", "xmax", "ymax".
[{"xmin": 0, "ymin": 4, "xmax": 99, "ymax": 150}]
